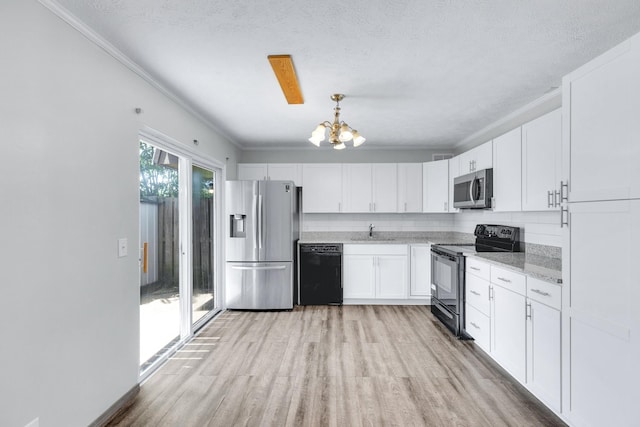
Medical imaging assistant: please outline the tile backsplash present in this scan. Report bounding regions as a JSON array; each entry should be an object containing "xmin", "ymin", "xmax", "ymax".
[{"xmin": 302, "ymin": 210, "xmax": 561, "ymax": 247}]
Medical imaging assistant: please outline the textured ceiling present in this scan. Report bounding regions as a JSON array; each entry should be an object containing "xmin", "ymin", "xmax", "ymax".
[{"xmin": 52, "ymin": 0, "xmax": 640, "ymax": 150}]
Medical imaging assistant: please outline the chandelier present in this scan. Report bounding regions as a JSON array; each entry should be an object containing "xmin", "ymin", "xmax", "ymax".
[{"xmin": 308, "ymin": 94, "xmax": 366, "ymax": 150}]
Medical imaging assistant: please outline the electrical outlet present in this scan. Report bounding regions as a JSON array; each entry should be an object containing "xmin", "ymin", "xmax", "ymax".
[
  {"xmin": 25, "ymin": 417, "xmax": 39, "ymax": 427},
  {"xmin": 118, "ymin": 238, "xmax": 128, "ymax": 257}
]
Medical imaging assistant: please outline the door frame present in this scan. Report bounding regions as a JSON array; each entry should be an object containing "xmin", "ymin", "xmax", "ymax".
[{"xmin": 138, "ymin": 127, "xmax": 226, "ymax": 380}]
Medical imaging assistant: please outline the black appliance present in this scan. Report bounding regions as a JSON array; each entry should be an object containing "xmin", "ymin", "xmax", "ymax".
[
  {"xmin": 430, "ymin": 224, "xmax": 520, "ymax": 337},
  {"xmin": 453, "ymin": 168, "xmax": 493, "ymax": 209},
  {"xmin": 298, "ymin": 244, "xmax": 343, "ymax": 305}
]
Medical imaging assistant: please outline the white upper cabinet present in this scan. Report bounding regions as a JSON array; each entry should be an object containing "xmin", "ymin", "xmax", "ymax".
[
  {"xmin": 492, "ymin": 127, "xmax": 522, "ymax": 212},
  {"xmin": 237, "ymin": 163, "xmax": 302, "ymax": 186},
  {"xmin": 422, "ymin": 160, "xmax": 449, "ymax": 212},
  {"xmin": 342, "ymin": 163, "xmax": 397, "ymax": 212},
  {"xmin": 459, "ymin": 140, "xmax": 493, "ymax": 175},
  {"xmin": 522, "ymin": 109, "xmax": 562, "ymax": 211},
  {"xmin": 448, "ymin": 157, "xmax": 459, "ymax": 212},
  {"xmin": 563, "ymin": 34, "xmax": 640, "ymax": 202},
  {"xmin": 398, "ymin": 163, "xmax": 423, "ymax": 213},
  {"xmin": 343, "ymin": 164, "xmax": 373, "ymax": 212},
  {"xmin": 237, "ymin": 163, "xmax": 268, "ymax": 181},
  {"xmin": 372, "ymin": 164, "xmax": 398, "ymax": 212},
  {"xmin": 302, "ymin": 164, "xmax": 343, "ymax": 212},
  {"xmin": 267, "ymin": 164, "xmax": 303, "ymax": 186}
]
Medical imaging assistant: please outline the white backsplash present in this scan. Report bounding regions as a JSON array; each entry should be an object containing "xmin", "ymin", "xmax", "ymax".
[
  {"xmin": 454, "ymin": 210, "xmax": 562, "ymax": 247},
  {"xmin": 302, "ymin": 213, "xmax": 455, "ymax": 233},
  {"xmin": 302, "ymin": 210, "xmax": 561, "ymax": 247}
]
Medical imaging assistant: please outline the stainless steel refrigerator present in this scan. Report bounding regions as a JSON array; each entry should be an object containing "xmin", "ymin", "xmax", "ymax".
[{"xmin": 225, "ymin": 180, "xmax": 299, "ymax": 309}]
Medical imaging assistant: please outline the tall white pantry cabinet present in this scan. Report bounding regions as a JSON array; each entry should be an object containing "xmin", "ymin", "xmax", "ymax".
[{"xmin": 561, "ymin": 31, "xmax": 640, "ymax": 427}]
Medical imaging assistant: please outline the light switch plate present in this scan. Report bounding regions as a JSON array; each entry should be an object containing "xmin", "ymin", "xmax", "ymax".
[{"xmin": 118, "ymin": 238, "xmax": 128, "ymax": 257}]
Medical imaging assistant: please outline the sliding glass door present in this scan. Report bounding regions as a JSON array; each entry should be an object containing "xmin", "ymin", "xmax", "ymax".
[
  {"xmin": 191, "ymin": 165, "xmax": 217, "ymax": 327},
  {"xmin": 138, "ymin": 137, "xmax": 222, "ymax": 375}
]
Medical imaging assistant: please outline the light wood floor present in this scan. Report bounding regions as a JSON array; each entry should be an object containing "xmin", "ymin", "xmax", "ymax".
[{"xmin": 108, "ymin": 305, "xmax": 566, "ymax": 426}]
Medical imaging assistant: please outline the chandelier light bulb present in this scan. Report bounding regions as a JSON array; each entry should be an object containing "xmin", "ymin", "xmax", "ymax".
[
  {"xmin": 338, "ymin": 124, "xmax": 353, "ymax": 142},
  {"xmin": 352, "ymin": 130, "xmax": 366, "ymax": 147},
  {"xmin": 333, "ymin": 142, "xmax": 346, "ymax": 150}
]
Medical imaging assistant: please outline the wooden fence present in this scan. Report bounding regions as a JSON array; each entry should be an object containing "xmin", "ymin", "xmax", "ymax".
[{"xmin": 141, "ymin": 197, "xmax": 214, "ymax": 294}]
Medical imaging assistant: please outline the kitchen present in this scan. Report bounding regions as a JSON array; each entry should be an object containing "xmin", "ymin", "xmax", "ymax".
[{"xmin": 2, "ymin": 1, "xmax": 640, "ymax": 427}]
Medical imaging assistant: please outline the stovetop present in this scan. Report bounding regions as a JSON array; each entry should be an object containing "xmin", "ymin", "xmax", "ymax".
[{"xmin": 433, "ymin": 224, "xmax": 521, "ymax": 255}]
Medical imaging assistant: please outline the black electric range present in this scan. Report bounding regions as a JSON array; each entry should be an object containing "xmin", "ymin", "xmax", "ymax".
[{"xmin": 430, "ymin": 225, "xmax": 520, "ymax": 338}]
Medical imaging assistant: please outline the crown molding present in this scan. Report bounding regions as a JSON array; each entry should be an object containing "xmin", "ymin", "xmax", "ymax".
[{"xmin": 37, "ymin": 0, "xmax": 242, "ymax": 150}]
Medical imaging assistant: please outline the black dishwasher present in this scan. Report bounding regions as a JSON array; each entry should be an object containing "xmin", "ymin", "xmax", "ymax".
[{"xmin": 298, "ymin": 244, "xmax": 343, "ymax": 305}]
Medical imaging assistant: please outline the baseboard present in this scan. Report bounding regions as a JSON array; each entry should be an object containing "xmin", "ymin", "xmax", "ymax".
[{"xmin": 89, "ymin": 384, "xmax": 140, "ymax": 427}]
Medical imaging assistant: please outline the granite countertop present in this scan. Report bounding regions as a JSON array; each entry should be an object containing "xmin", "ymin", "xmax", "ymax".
[
  {"xmin": 298, "ymin": 231, "xmax": 476, "ymax": 245},
  {"xmin": 470, "ymin": 252, "xmax": 562, "ymax": 284},
  {"xmin": 300, "ymin": 231, "xmax": 562, "ymax": 284}
]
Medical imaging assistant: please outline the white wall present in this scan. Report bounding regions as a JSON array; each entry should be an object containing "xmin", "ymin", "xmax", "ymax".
[{"xmin": 0, "ymin": 1, "xmax": 239, "ymax": 426}]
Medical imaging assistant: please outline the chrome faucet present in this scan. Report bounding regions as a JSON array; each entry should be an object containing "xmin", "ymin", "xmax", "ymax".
[{"xmin": 369, "ymin": 223, "xmax": 375, "ymax": 238}]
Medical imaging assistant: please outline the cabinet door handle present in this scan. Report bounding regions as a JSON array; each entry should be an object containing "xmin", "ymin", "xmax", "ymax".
[
  {"xmin": 404, "ymin": 202, "xmax": 408, "ymax": 212},
  {"xmin": 470, "ymin": 290, "xmax": 481, "ymax": 296},
  {"xmin": 526, "ymin": 302, "xmax": 532, "ymax": 319},
  {"xmin": 469, "ymin": 266, "xmax": 480, "ymax": 271},
  {"xmin": 553, "ymin": 190, "xmax": 561, "ymax": 208},
  {"xmin": 530, "ymin": 289, "xmax": 551, "ymax": 297},
  {"xmin": 469, "ymin": 322, "xmax": 480, "ymax": 329},
  {"xmin": 489, "ymin": 286, "xmax": 494, "ymax": 300},
  {"xmin": 561, "ymin": 206, "xmax": 569, "ymax": 228},
  {"xmin": 497, "ymin": 277, "xmax": 511, "ymax": 283},
  {"xmin": 444, "ymin": 202, "xmax": 447, "ymax": 211},
  {"xmin": 560, "ymin": 180, "xmax": 569, "ymax": 203},
  {"xmin": 547, "ymin": 191, "xmax": 553, "ymax": 208},
  {"xmin": 338, "ymin": 202, "xmax": 342, "ymax": 212}
]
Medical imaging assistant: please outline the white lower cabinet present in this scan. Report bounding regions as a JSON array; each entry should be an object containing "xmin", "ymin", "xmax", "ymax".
[
  {"xmin": 465, "ymin": 257, "xmax": 562, "ymax": 416},
  {"xmin": 409, "ymin": 244, "xmax": 431, "ymax": 297},
  {"xmin": 527, "ymin": 298, "xmax": 561, "ymax": 413},
  {"xmin": 465, "ymin": 304, "xmax": 490, "ymax": 352},
  {"xmin": 491, "ymin": 282, "xmax": 527, "ymax": 383},
  {"xmin": 343, "ymin": 245, "xmax": 408, "ymax": 300},
  {"xmin": 342, "ymin": 254, "xmax": 376, "ymax": 298}
]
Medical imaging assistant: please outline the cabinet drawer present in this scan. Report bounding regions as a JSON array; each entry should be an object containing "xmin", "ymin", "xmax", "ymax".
[
  {"xmin": 465, "ymin": 304, "xmax": 490, "ymax": 353},
  {"xmin": 466, "ymin": 274, "xmax": 490, "ymax": 315},
  {"xmin": 527, "ymin": 277, "xmax": 561, "ymax": 310},
  {"xmin": 466, "ymin": 257, "xmax": 490, "ymax": 281},
  {"xmin": 490, "ymin": 265, "xmax": 526, "ymax": 295}
]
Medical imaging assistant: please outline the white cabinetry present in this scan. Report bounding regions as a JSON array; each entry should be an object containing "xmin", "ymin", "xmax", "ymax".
[
  {"xmin": 490, "ymin": 267, "xmax": 527, "ymax": 384},
  {"xmin": 564, "ymin": 36, "xmax": 640, "ymax": 202},
  {"xmin": 459, "ymin": 140, "xmax": 493, "ymax": 174},
  {"xmin": 465, "ymin": 258, "xmax": 491, "ymax": 352},
  {"xmin": 492, "ymin": 127, "xmax": 522, "ymax": 212},
  {"xmin": 422, "ymin": 160, "xmax": 449, "ymax": 212},
  {"xmin": 527, "ymin": 277, "xmax": 561, "ymax": 413},
  {"xmin": 342, "ymin": 164, "xmax": 397, "ymax": 212},
  {"xmin": 409, "ymin": 244, "xmax": 431, "ymax": 297},
  {"xmin": 448, "ymin": 157, "xmax": 459, "ymax": 212},
  {"xmin": 398, "ymin": 163, "xmax": 423, "ymax": 212},
  {"xmin": 343, "ymin": 164, "xmax": 372, "ymax": 212},
  {"xmin": 343, "ymin": 245, "xmax": 408, "ymax": 300},
  {"xmin": 302, "ymin": 164, "xmax": 343, "ymax": 213},
  {"xmin": 521, "ymin": 109, "xmax": 562, "ymax": 211},
  {"xmin": 561, "ymin": 31, "xmax": 640, "ymax": 427},
  {"xmin": 237, "ymin": 163, "xmax": 302, "ymax": 185}
]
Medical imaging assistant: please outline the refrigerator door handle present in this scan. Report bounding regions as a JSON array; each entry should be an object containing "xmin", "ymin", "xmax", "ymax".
[
  {"xmin": 258, "ymin": 194, "xmax": 264, "ymax": 250},
  {"xmin": 230, "ymin": 264, "xmax": 287, "ymax": 271},
  {"xmin": 252, "ymin": 194, "xmax": 259, "ymax": 252}
]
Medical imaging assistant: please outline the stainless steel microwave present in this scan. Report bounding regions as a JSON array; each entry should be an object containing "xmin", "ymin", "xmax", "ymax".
[{"xmin": 453, "ymin": 168, "xmax": 493, "ymax": 209}]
